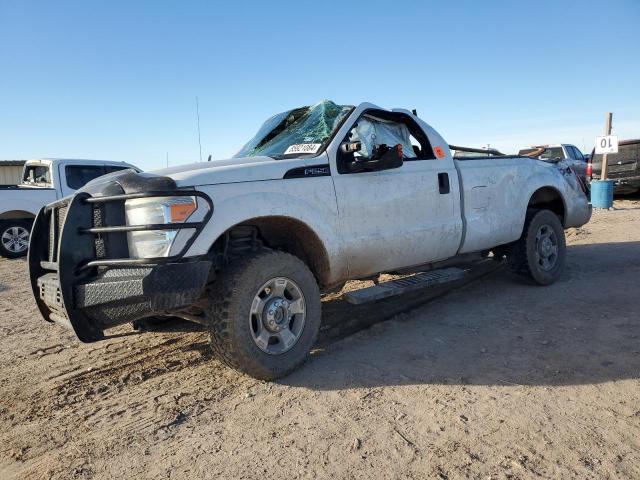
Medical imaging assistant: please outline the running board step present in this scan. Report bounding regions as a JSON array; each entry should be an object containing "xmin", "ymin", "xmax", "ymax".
[{"xmin": 343, "ymin": 267, "xmax": 467, "ymax": 305}]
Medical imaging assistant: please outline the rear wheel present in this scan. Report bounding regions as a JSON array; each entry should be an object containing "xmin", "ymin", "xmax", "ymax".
[
  {"xmin": 206, "ymin": 250, "xmax": 321, "ymax": 380},
  {"xmin": 508, "ymin": 209, "xmax": 566, "ymax": 285},
  {"xmin": 0, "ymin": 220, "xmax": 32, "ymax": 258}
]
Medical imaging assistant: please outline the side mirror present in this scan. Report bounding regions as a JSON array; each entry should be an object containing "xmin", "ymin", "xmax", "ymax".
[{"xmin": 340, "ymin": 141, "xmax": 362, "ymax": 153}]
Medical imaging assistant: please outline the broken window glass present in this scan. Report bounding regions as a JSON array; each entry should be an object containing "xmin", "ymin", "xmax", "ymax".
[{"xmin": 235, "ymin": 100, "xmax": 353, "ymax": 159}]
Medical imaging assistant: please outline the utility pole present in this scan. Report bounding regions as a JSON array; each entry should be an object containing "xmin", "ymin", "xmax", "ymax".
[
  {"xmin": 196, "ymin": 96, "xmax": 203, "ymax": 162},
  {"xmin": 601, "ymin": 112, "xmax": 613, "ymax": 180}
]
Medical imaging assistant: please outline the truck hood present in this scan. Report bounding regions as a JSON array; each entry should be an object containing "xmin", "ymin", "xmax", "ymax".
[
  {"xmin": 82, "ymin": 154, "xmax": 319, "ymax": 193},
  {"xmin": 150, "ymin": 155, "xmax": 318, "ymax": 187}
]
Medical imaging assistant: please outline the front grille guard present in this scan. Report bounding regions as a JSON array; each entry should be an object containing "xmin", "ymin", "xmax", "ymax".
[
  {"xmin": 29, "ymin": 189, "xmax": 213, "ymax": 343},
  {"xmin": 76, "ymin": 190, "xmax": 213, "ymax": 270},
  {"xmin": 39, "ymin": 190, "xmax": 213, "ymax": 272}
]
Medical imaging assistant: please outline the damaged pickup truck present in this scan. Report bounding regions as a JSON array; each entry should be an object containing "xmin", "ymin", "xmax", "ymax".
[{"xmin": 29, "ymin": 100, "xmax": 592, "ymax": 380}]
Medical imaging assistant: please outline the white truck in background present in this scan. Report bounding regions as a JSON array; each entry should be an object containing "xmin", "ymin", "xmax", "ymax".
[
  {"xmin": 30, "ymin": 101, "xmax": 592, "ymax": 380},
  {"xmin": 0, "ymin": 159, "xmax": 137, "ymax": 257}
]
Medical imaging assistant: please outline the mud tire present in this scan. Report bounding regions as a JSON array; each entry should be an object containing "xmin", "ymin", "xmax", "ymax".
[
  {"xmin": 206, "ymin": 250, "xmax": 321, "ymax": 380},
  {"xmin": 508, "ymin": 209, "xmax": 566, "ymax": 286}
]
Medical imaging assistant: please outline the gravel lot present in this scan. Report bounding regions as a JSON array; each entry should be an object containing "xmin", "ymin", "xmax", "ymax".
[{"xmin": 1, "ymin": 196, "xmax": 639, "ymax": 479}]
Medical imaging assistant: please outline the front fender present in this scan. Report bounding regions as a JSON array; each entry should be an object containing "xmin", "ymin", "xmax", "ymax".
[{"xmin": 186, "ymin": 179, "xmax": 347, "ymax": 284}]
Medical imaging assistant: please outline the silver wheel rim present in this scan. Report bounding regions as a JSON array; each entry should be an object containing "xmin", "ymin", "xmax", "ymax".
[
  {"xmin": 1, "ymin": 226, "xmax": 30, "ymax": 253},
  {"xmin": 249, "ymin": 276, "xmax": 306, "ymax": 355},
  {"xmin": 534, "ymin": 224, "xmax": 558, "ymax": 271}
]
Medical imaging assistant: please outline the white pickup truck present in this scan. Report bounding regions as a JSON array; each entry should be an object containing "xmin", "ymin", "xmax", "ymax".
[
  {"xmin": 29, "ymin": 101, "xmax": 591, "ymax": 380},
  {"xmin": 0, "ymin": 159, "xmax": 137, "ymax": 257}
]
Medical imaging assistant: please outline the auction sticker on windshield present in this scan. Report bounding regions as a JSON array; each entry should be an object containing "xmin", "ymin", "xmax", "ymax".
[{"xmin": 284, "ymin": 143, "xmax": 322, "ymax": 155}]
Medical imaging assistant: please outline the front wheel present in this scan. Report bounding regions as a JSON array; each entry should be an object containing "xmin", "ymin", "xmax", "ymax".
[
  {"xmin": 206, "ymin": 250, "xmax": 321, "ymax": 380},
  {"xmin": 508, "ymin": 209, "xmax": 566, "ymax": 285},
  {"xmin": 0, "ymin": 220, "xmax": 32, "ymax": 258}
]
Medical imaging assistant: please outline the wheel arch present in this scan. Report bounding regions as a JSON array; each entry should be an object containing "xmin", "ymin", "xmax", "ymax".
[
  {"xmin": 527, "ymin": 186, "xmax": 567, "ymax": 226},
  {"xmin": 211, "ymin": 215, "xmax": 333, "ymax": 288},
  {"xmin": 0, "ymin": 210, "xmax": 36, "ymax": 222}
]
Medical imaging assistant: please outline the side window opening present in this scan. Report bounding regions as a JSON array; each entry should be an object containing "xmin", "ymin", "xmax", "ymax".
[
  {"xmin": 410, "ymin": 134, "xmax": 422, "ymax": 157},
  {"xmin": 337, "ymin": 111, "xmax": 435, "ymax": 174},
  {"xmin": 571, "ymin": 146, "xmax": 584, "ymax": 161},
  {"xmin": 65, "ymin": 165, "xmax": 106, "ymax": 190},
  {"xmin": 104, "ymin": 166, "xmax": 131, "ymax": 174}
]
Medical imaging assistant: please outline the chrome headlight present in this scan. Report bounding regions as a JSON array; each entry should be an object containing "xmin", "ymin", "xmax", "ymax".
[{"xmin": 124, "ymin": 196, "xmax": 199, "ymax": 258}]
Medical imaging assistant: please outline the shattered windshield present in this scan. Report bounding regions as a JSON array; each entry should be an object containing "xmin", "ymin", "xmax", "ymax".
[{"xmin": 235, "ymin": 100, "xmax": 353, "ymax": 159}]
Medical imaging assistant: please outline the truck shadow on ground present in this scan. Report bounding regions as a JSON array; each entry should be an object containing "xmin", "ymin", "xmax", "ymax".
[{"xmin": 282, "ymin": 240, "xmax": 640, "ymax": 390}]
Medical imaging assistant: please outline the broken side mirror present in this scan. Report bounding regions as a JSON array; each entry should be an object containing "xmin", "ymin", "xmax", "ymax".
[{"xmin": 340, "ymin": 141, "xmax": 362, "ymax": 154}]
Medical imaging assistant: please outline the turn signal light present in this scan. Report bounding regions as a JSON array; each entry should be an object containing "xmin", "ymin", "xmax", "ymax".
[{"xmin": 170, "ymin": 200, "xmax": 197, "ymax": 222}]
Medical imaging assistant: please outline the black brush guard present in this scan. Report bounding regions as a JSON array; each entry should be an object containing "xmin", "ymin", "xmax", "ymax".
[{"xmin": 28, "ymin": 171, "xmax": 213, "ymax": 342}]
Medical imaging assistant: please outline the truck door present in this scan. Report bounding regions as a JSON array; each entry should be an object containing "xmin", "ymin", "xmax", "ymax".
[
  {"xmin": 330, "ymin": 110, "xmax": 462, "ymax": 278},
  {"xmin": 565, "ymin": 145, "xmax": 587, "ymax": 181},
  {"xmin": 58, "ymin": 164, "xmax": 108, "ymax": 197},
  {"xmin": 58, "ymin": 164, "xmax": 131, "ymax": 197}
]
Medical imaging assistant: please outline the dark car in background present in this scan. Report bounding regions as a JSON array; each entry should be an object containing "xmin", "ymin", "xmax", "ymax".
[{"xmin": 589, "ymin": 139, "xmax": 640, "ymax": 194}]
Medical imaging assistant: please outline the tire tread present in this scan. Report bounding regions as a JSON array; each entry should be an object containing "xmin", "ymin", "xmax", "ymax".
[
  {"xmin": 206, "ymin": 250, "xmax": 320, "ymax": 380},
  {"xmin": 508, "ymin": 209, "xmax": 566, "ymax": 285}
]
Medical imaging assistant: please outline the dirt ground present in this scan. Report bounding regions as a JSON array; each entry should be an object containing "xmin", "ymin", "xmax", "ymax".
[{"xmin": 1, "ymin": 196, "xmax": 640, "ymax": 480}]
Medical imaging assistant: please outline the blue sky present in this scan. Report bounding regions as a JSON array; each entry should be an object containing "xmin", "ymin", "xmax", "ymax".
[{"xmin": 1, "ymin": 0, "xmax": 639, "ymax": 171}]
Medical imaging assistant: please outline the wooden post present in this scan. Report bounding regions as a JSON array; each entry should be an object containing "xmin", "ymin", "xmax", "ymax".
[{"xmin": 601, "ymin": 112, "xmax": 613, "ymax": 180}]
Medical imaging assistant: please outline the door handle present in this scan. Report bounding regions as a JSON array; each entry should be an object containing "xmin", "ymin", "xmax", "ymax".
[{"xmin": 438, "ymin": 173, "xmax": 450, "ymax": 194}]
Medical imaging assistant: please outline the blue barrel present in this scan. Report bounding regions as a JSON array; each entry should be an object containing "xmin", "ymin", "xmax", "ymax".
[{"xmin": 590, "ymin": 179, "xmax": 614, "ymax": 209}]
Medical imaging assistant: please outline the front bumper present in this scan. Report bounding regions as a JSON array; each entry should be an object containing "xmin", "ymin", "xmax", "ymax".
[
  {"xmin": 28, "ymin": 170, "xmax": 213, "ymax": 342},
  {"xmin": 35, "ymin": 261, "xmax": 211, "ymax": 341}
]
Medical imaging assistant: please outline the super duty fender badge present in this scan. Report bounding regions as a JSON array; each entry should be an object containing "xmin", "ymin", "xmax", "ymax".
[
  {"xmin": 304, "ymin": 166, "xmax": 330, "ymax": 176},
  {"xmin": 284, "ymin": 143, "xmax": 322, "ymax": 155},
  {"xmin": 283, "ymin": 164, "xmax": 331, "ymax": 179}
]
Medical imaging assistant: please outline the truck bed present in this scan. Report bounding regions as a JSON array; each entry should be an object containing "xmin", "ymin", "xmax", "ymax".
[
  {"xmin": 454, "ymin": 153, "xmax": 589, "ymax": 255},
  {"xmin": 454, "ymin": 156, "xmax": 534, "ymax": 254},
  {"xmin": 1, "ymin": 187, "xmax": 58, "ymax": 214}
]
